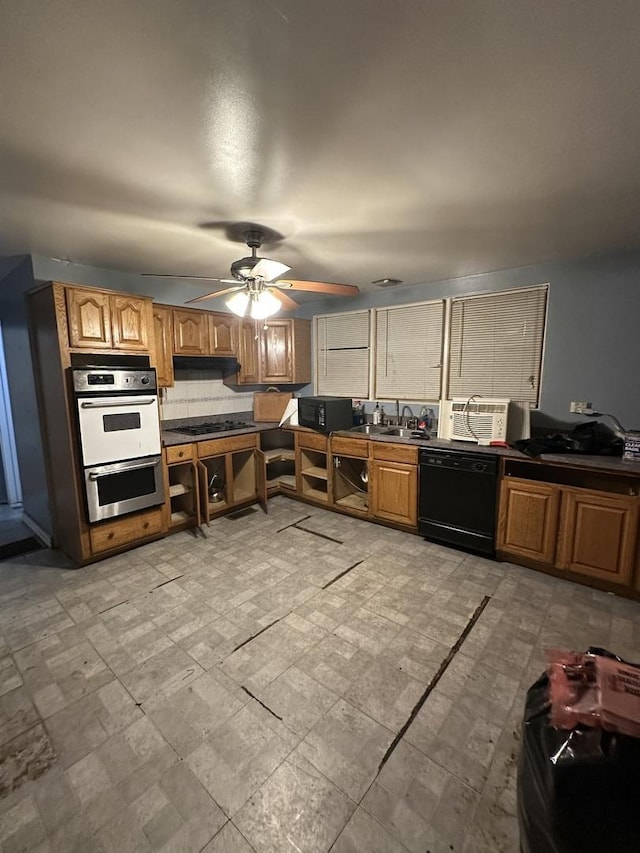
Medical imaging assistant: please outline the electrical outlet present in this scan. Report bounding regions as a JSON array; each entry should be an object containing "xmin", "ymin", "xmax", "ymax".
[{"xmin": 570, "ymin": 401, "xmax": 591, "ymax": 414}]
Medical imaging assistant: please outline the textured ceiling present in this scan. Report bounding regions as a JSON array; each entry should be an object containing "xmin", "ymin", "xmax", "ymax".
[{"xmin": 2, "ymin": 0, "xmax": 640, "ymax": 298}]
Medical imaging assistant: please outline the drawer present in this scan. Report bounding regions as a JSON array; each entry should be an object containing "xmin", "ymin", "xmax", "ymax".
[
  {"xmin": 90, "ymin": 508, "xmax": 164, "ymax": 554},
  {"xmin": 371, "ymin": 441, "xmax": 418, "ymax": 464},
  {"xmin": 296, "ymin": 431, "xmax": 328, "ymax": 452},
  {"xmin": 165, "ymin": 443, "xmax": 195, "ymax": 464},
  {"xmin": 197, "ymin": 433, "xmax": 258, "ymax": 458},
  {"xmin": 331, "ymin": 436, "xmax": 369, "ymax": 458}
]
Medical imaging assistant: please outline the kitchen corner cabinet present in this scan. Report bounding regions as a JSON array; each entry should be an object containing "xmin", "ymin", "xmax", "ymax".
[
  {"xmin": 497, "ymin": 462, "xmax": 640, "ymax": 588},
  {"xmin": 297, "ymin": 431, "xmax": 330, "ymax": 504},
  {"xmin": 261, "ymin": 430, "xmax": 296, "ymax": 496},
  {"xmin": 225, "ymin": 318, "xmax": 311, "ymax": 385},
  {"xmin": 66, "ymin": 286, "xmax": 152, "ymax": 352},
  {"xmin": 196, "ymin": 433, "xmax": 259, "ymax": 523},
  {"xmin": 153, "ymin": 306, "xmax": 174, "ymax": 387},
  {"xmin": 370, "ymin": 442, "xmax": 418, "ymax": 528},
  {"xmin": 164, "ymin": 445, "xmax": 200, "ymax": 531}
]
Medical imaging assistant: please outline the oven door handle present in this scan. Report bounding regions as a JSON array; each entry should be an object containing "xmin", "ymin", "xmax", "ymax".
[
  {"xmin": 80, "ymin": 398, "xmax": 156, "ymax": 409},
  {"xmin": 88, "ymin": 460, "xmax": 160, "ymax": 480}
]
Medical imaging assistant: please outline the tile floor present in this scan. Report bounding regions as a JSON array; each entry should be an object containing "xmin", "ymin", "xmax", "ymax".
[{"xmin": 1, "ymin": 496, "xmax": 640, "ymax": 852}]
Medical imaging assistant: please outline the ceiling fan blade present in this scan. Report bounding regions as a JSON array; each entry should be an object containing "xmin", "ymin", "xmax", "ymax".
[
  {"xmin": 275, "ymin": 279, "xmax": 360, "ymax": 296},
  {"xmin": 250, "ymin": 258, "xmax": 291, "ymax": 282},
  {"xmin": 268, "ymin": 288, "xmax": 299, "ymax": 309},
  {"xmin": 142, "ymin": 274, "xmax": 238, "ymax": 283},
  {"xmin": 186, "ymin": 285, "xmax": 244, "ymax": 303}
]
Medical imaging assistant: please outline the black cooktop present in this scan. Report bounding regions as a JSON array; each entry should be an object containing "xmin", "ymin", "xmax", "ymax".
[{"xmin": 169, "ymin": 420, "xmax": 252, "ymax": 436}]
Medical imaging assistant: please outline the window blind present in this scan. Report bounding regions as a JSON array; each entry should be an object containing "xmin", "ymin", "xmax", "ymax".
[
  {"xmin": 448, "ymin": 285, "xmax": 547, "ymax": 404},
  {"xmin": 316, "ymin": 311, "xmax": 370, "ymax": 397},
  {"xmin": 374, "ymin": 301, "xmax": 444, "ymax": 400}
]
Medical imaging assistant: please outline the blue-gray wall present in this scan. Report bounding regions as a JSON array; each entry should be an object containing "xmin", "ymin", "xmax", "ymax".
[
  {"xmin": 297, "ymin": 249, "xmax": 640, "ymax": 430},
  {"xmin": 0, "ymin": 256, "xmax": 51, "ymax": 530},
  {"xmin": 0, "ymin": 246, "xmax": 637, "ymax": 537}
]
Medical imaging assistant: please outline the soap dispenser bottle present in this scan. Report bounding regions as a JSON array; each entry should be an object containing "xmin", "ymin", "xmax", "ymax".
[{"xmin": 372, "ymin": 402, "xmax": 382, "ymax": 425}]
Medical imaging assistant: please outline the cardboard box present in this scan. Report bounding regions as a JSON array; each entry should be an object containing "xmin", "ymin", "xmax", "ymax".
[{"xmin": 623, "ymin": 430, "xmax": 640, "ymax": 460}]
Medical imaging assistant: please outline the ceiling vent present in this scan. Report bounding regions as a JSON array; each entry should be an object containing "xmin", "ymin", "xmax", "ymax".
[{"xmin": 371, "ymin": 277, "xmax": 403, "ymax": 288}]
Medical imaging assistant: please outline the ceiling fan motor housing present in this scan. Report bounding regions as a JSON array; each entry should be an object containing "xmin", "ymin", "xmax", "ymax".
[{"xmin": 230, "ymin": 229, "xmax": 266, "ymax": 279}]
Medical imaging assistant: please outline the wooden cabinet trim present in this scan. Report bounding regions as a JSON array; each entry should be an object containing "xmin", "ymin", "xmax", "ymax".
[
  {"xmin": 371, "ymin": 441, "xmax": 418, "ymax": 464},
  {"xmin": 197, "ymin": 434, "xmax": 258, "ymax": 458},
  {"xmin": 330, "ymin": 436, "xmax": 369, "ymax": 459}
]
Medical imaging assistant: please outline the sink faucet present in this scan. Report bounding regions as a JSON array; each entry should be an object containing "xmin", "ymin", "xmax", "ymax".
[{"xmin": 401, "ymin": 405, "xmax": 417, "ymax": 429}]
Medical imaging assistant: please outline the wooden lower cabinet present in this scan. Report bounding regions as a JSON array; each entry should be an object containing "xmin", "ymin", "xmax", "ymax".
[
  {"xmin": 164, "ymin": 450, "xmax": 200, "ymax": 532},
  {"xmin": 297, "ymin": 432, "xmax": 329, "ymax": 504},
  {"xmin": 370, "ymin": 459, "xmax": 417, "ymax": 528},
  {"xmin": 498, "ymin": 475, "xmax": 639, "ymax": 589},
  {"xmin": 497, "ymin": 478, "xmax": 560, "ymax": 564},
  {"xmin": 197, "ymin": 434, "xmax": 259, "ymax": 522},
  {"xmin": 556, "ymin": 489, "xmax": 638, "ymax": 585}
]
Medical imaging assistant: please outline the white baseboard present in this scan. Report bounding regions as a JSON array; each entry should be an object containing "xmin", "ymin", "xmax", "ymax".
[{"xmin": 22, "ymin": 514, "xmax": 53, "ymax": 548}]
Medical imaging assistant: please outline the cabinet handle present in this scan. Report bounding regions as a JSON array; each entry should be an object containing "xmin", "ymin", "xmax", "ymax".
[
  {"xmin": 108, "ymin": 532, "xmax": 114, "ymax": 540},
  {"xmin": 178, "ymin": 451, "xmax": 184, "ymax": 457},
  {"xmin": 143, "ymin": 522, "xmax": 149, "ymax": 530}
]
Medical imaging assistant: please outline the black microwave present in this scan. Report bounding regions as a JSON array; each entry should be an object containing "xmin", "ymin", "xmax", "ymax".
[{"xmin": 298, "ymin": 396, "xmax": 354, "ymax": 433}]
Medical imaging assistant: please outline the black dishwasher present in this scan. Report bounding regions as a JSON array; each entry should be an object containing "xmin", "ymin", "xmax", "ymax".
[{"xmin": 419, "ymin": 448, "xmax": 498, "ymax": 555}]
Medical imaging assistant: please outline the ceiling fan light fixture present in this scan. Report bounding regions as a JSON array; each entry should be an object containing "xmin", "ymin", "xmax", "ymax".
[
  {"xmin": 249, "ymin": 289, "xmax": 281, "ymax": 320},
  {"xmin": 225, "ymin": 290, "xmax": 250, "ymax": 316}
]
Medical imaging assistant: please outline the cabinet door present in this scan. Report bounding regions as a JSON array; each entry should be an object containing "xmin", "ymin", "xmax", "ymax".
[
  {"xmin": 370, "ymin": 460, "xmax": 417, "ymax": 527},
  {"xmin": 153, "ymin": 306, "xmax": 174, "ymax": 387},
  {"xmin": 209, "ymin": 313, "xmax": 236, "ymax": 356},
  {"xmin": 66, "ymin": 288, "xmax": 112, "ymax": 349},
  {"xmin": 260, "ymin": 320, "xmax": 293, "ymax": 383},
  {"xmin": 497, "ymin": 478, "xmax": 560, "ymax": 564},
  {"xmin": 111, "ymin": 295, "xmax": 150, "ymax": 351},
  {"xmin": 173, "ymin": 309, "xmax": 209, "ymax": 355},
  {"xmin": 237, "ymin": 321, "xmax": 260, "ymax": 384},
  {"xmin": 256, "ymin": 449, "xmax": 268, "ymax": 512},
  {"xmin": 557, "ymin": 489, "xmax": 639, "ymax": 585}
]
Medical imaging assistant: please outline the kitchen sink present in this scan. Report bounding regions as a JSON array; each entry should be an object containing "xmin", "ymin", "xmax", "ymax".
[
  {"xmin": 349, "ymin": 424, "xmax": 392, "ymax": 434},
  {"xmin": 383, "ymin": 427, "xmax": 421, "ymax": 437}
]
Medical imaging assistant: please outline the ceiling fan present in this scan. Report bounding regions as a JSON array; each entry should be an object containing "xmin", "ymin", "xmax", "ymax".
[{"xmin": 143, "ymin": 229, "xmax": 360, "ymax": 319}]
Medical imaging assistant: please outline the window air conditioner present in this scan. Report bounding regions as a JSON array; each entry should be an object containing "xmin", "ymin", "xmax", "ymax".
[{"xmin": 438, "ymin": 398, "xmax": 531, "ymax": 444}]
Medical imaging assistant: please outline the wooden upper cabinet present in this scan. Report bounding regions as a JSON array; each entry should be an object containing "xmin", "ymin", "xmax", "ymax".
[
  {"xmin": 556, "ymin": 490, "xmax": 639, "ymax": 585},
  {"xmin": 226, "ymin": 318, "xmax": 311, "ymax": 385},
  {"xmin": 111, "ymin": 295, "xmax": 150, "ymax": 351},
  {"xmin": 65, "ymin": 286, "xmax": 153, "ymax": 352},
  {"xmin": 497, "ymin": 478, "xmax": 560, "ymax": 565},
  {"xmin": 153, "ymin": 306, "xmax": 174, "ymax": 387},
  {"xmin": 236, "ymin": 321, "xmax": 260, "ymax": 384},
  {"xmin": 173, "ymin": 309, "xmax": 209, "ymax": 355},
  {"xmin": 209, "ymin": 313, "xmax": 236, "ymax": 356},
  {"xmin": 261, "ymin": 320, "xmax": 293, "ymax": 384},
  {"xmin": 66, "ymin": 288, "xmax": 112, "ymax": 349}
]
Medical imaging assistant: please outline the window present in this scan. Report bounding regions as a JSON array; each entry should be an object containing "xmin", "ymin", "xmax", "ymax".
[
  {"xmin": 374, "ymin": 300, "xmax": 444, "ymax": 400},
  {"xmin": 315, "ymin": 310, "xmax": 370, "ymax": 397},
  {"xmin": 447, "ymin": 285, "xmax": 547, "ymax": 404}
]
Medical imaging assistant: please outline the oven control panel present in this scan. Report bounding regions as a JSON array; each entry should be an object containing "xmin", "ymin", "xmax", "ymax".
[{"xmin": 73, "ymin": 368, "xmax": 157, "ymax": 395}]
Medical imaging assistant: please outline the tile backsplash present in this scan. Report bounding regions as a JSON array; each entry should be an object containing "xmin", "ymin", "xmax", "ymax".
[{"xmin": 160, "ymin": 370, "xmax": 253, "ymax": 420}]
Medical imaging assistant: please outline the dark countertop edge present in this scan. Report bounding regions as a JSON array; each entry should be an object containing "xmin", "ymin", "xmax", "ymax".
[{"xmin": 161, "ymin": 422, "xmax": 640, "ymax": 476}]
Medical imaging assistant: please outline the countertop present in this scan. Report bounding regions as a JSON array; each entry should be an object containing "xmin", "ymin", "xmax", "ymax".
[{"xmin": 160, "ymin": 416, "xmax": 640, "ymax": 476}]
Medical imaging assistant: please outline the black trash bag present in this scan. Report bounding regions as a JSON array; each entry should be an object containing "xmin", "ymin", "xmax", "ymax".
[
  {"xmin": 513, "ymin": 421, "xmax": 624, "ymax": 458},
  {"xmin": 518, "ymin": 648, "xmax": 640, "ymax": 853}
]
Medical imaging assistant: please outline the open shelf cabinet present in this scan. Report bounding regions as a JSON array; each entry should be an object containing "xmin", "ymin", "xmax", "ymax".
[
  {"xmin": 260, "ymin": 429, "xmax": 297, "ymax": 495},
  {"xmin": 332, "ymin": 455, "xmax": 369, "ymax": 515},
  {"xmin": 166, "ymin": 460, "xmax": 200, "ymax": 530}
]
